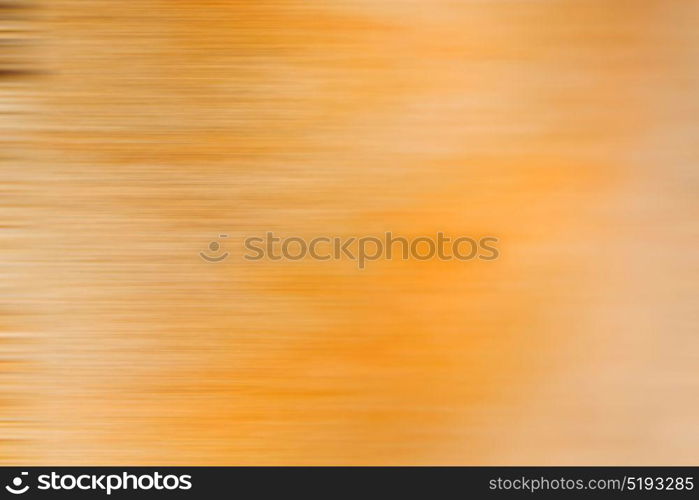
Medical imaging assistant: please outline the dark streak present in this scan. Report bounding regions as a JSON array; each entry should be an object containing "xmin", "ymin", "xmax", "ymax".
[
  {"xmin": 0, "ymin": 68, "xmax": 41, "ymax": 78},
  {"xmin": 0, "ymin": 2, "xmax": 32, "ymax": 10}
]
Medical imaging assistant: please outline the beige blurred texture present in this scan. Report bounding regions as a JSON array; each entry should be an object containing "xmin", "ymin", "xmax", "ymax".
[{"xmin": 1, "ymin": 0, "xmax": 697, "ymax": 464}]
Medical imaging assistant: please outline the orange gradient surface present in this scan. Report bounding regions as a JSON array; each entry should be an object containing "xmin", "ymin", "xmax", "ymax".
[{"xmin": 1, "ymin": 0, "xmax": 697, "ymax": 464}]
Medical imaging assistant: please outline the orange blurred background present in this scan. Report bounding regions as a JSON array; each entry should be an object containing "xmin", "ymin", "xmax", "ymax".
[{"xmin": 1, "ymin": 0, "xmax": 697, "ymax": 464}]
